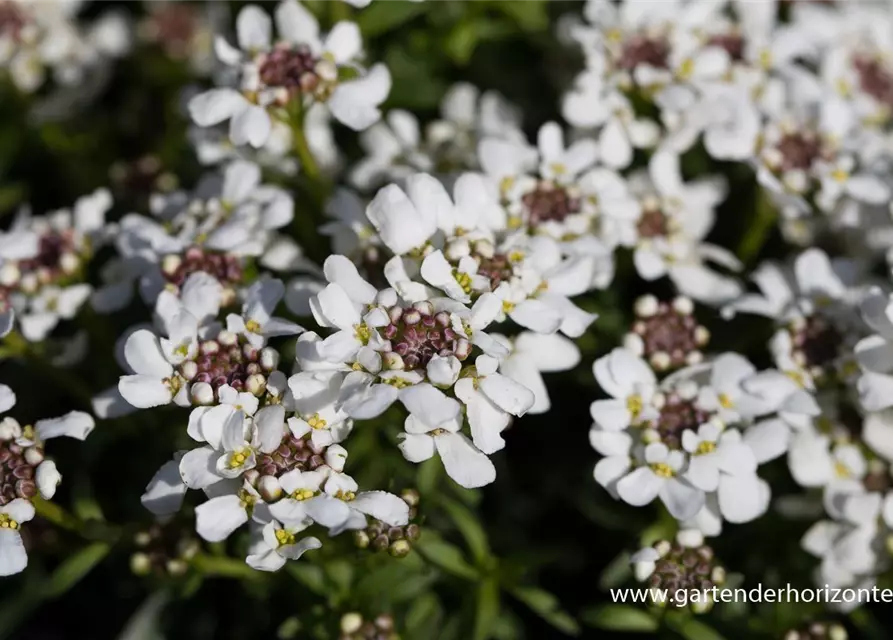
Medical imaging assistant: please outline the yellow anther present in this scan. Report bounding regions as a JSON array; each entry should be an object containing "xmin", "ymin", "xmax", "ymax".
[
  {"xmin": 384, "ymin": 377, "xmax": 413, "ymax": 389},
  {"xmin": 785, "ymin": 370, "xmax": 807, "ymax": 388},
  {"xmin": 453, "ymin": 270, "xmax": 473, "ymax": 294},
  {"xmin": 678, "ymin": 58, "xmax": 694, "ymax": 80},
  {"xmin": 834, "ymin": 461, "xmax": 850, "ymax": 479},
  {"xmin": 0, "ymin": 514, "xmax": 18, "ymax": 529},
  {"xmin": 354, "ymin": 324, "xmax": 371, "ymax": 344},
  {"xmin": 507, "ymin": 215, "xmax": 523, "ymax": 230},
  {"xmin": 759, "ymin": 49, "xmax": 772, "ymax": 69},
  {"xmin": 502, "ymin": 300, "xmax": 515, "ymax": 313},
  {"xmin": 307, "ymin": 413, "xmax": 327, "ymax": 430},
  {"xmin": 291, "ymin": 488, "xmax": 316, "ymax": 501},
  {"xmin": 550, "ymin": 163, "xmax": 567, "ymax": 176},
  {"xmin": 508, "ymin": 250, "xmax": 525, "ymax": 263},
  {"xmin": 831, "ymin": 168, "xmax": 849, "ymax": 183},
  {"xmin": 695, "ymin": 441, "xmax": 716, "ymax": 455},
  {"xmin": 718, "ymin": 393, "xmax": 734, "ymax": 410},
  {"xmin": 274, "ymin": 529, "xmax": 296, "ymax": 546},
  {"xmin": 229, "ymin": 449, "xmax": 249, "ymax": 468},
  {"xmin": 335, "ymin": 490, "xmax": 356, "ymax": 501},
  {"xmin": 350, "ymin": 362, "xmax": 364, "ymax": 371},
  {"xmin": 238, "ymin": 489, "xmax": 256, "ymax": 509},
  {"xmin": 627, "ymin": 395, "xmax": 643, "ymax": 419},
  {"xmin": 650, "ymin": 463, "xmax": 675, "ymax": 478},
  {"xmin": 499, "ymin": 176, "xmax": 515, "ymax": 194},
  {"xmin": 245, "ymin": 319, "xmax": 262, "ymax": 334}
]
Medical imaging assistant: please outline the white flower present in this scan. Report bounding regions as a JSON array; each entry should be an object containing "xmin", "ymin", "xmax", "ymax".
[
  {"xmin": 496, "ymin": 332, "xmax": 580, "ymax": 414},
  {"xmin": 615, "ymin": 442, "xmax": 704, "ymax": 520},
  {"xmin": 364, "ymin": 173, "xmax": 444, "ymax": 255},
  {"xmin": 189, "ymin": 0, "xmax": 390, "ymax": 147},
  {"xmin": 321, "ymin": 471, "xmax": 410, "ymax": 533},
  {"xmin": 856, "ymin": 288, "xmax": 893, "ymax": 411},
  {"xmin": 246, "ymin": 519, "xmax": 321, "ymax": 571},
  {"xmin": 195, "ymin": 481, "xmax": 267, "ymax": 542},
  {"xmin": 227, "ymin": 278, "xmax": 304, "ymax": 348},
  {"xmin": 0, "ymin": 499, "xmax": 35, "ymax": 577},
  {"xmin": 454, "ymin": 355, "xmax": 535, "ymax": 455},
  {"xmin": 269, "ymin": 468, "xmax": 351, "ymax": 528},
  {"xmin": 590, "ymin": 348, "xmax": 659, "ymax": 431},
  {"xmin": 398, "ymin": 412, "xmax": 496, "ymax": 490}
]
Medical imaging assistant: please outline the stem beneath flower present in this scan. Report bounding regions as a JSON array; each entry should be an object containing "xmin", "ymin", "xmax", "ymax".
[{"xmin": 736, "ymin": 186, "xmax": 778, "ymax": 265}]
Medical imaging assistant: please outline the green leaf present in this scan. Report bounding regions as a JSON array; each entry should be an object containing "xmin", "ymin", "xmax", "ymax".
[
  {"xmin": 354, "ymin": 556, "xmax": 436, "ymax": 604},
  {"xmin": 417, "ymin": 457, "xmax": 442, "ymax": 496},
  {"xmin": 666, "ymin": 615, "xmax": 728, "ymax": 640},
  {"xmin": 324, "ymin": 559, "xmax": 354, "ymax": 598},
  {"xmin": 44, "ymin": 542, "xmax": 111, "ymax": 598},
  {"xmin": 405, "ymin": 593, "xmax": 443, "ymax": 638},
  {"xmin": 491, "ymin": 1, "xmax": 548, "ymax": 31},
  {"xmin": 357, "ymin": 1, "xmax": 429, "ymax": 37},
  {"xmin": 415, "ymin": 533, "xmax": 479, "ymax": 580},
  {"xmin": 440, "ymin": 497, "xmax": 490, "ymax": 564},
  {"xmin": 445, "ymin": 20, "xmax": 514, "ymax": 66},
  {"xmin": 510, "ymin": 586, "xmax": 580, "ymax": 636},
  {"xmin": 473, "ymin": 578, "xmax": 500, "ymax": 640},
  {"xmin": 580, "ymin": 604, "xmax": 658, "ymax": 632},
  {"xmin": 287, "ymin": 563, "xmax": 327, "ymax": 595},
  {"xmin": 117, "ymin": 591, "xmax": 170, "ymax": 640},
  {"xmin": 598, "ymin": 551, "xmax": 632, "ymax": 590}
]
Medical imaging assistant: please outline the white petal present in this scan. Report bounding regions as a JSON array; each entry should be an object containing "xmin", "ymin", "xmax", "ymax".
[
  {"xmin": 427, "ymin": 355, "xmax": 460, "ymax": 386},
  {"xmin": 141, "ymin": 459, "xmax": 188, "ymax": 516},
  {"xmin": 236, "ymin": 5, "xmax": 272, "ymax": 51},
  {"xmin": 0, "ymin": 529, "xmax": 26, "ymax": 576},
  {"xmin": 435, "ymin": 432, "xmax": 496, "ymax": 489},
  {"xmin": 230, "ymin": 104, "xmax": 272, "ymax": 148},
  {"xmin": 659, "ymin": 479, "xmax": 705, "ymax": 520},
  {"xmin": 189, "ymin": 89, "xmax": 247, "ymax": 127},
  {"xmin": 324, "ymin": 21, "xmax": 362, "ymax": 64},
  {"xmin": 323, "ymin": 255, "xmax": 376, "ymax": 304},
  {"xmin": 36, "ymin": 461, "xmax": 62, "ymax": 499},
  {"xmin": 509, "ymin": 299, "xmax": 562, "ymax": 334},
  {"xmin": 479, "ymin": 374, "xmax": 535, "ymax": 417},
  {"xmin": 124, "ymin": 330, "xmax": 173, "ymax": 377},
  {"xmin": 196, "ymin": 495, "xmax": 249, "ymax": 542},
  {"xmin": 179, "ymin": 447, "xmax": 222, "ymax": 489},
  {"xmin": 616, "ymin": 467, "xmax": 662, "ymax": 507},
  {"xmin": 398, "ymin": 433, "xmax": 436, "ymax": 463},
  {"xmin": 0, "ymin": 386, "xmax": 15, "ymax": 413},
  {"xmin": 399, "ymin": 384, "xmax": 461, "ymax": 427},
  {"xmin": 589, "ymin": 399, "xmax": 632, "ymax": 431},
  {"xmin": 328, "ymin": 64, "xmax": 391, "ymax": 131},
  {"xmin": 305, "ymin": 496, "xmax": 351, "ymax": 527},
  {"xmin": 718, "ymin": 474, "xmax": 770, "ymax": 523},
  {"xmin": 118, "ymin": 375, "xmax": 173, "ymax": 409},
  {"xmin": 275, "ymin": 0, "xmax": 319, "ymax": 47},
  {"xmin": 246, "ymin": 548, "xmax": 286, "ymax": 572},
  {"xmin": 864, "ymin": 411, "xmax": 893, "ymax": 462},
  {"xmin": 742, "ymin": 419, "xmax": 789, "ymax": 464},
  {"xmin": 594, "ymin": 456, "xmax": 630, "ymax": 490},
  {"xmin": 685, "ymin": 456, "xmax": 719, "ymax": 492},
  {"xmin": 351, "ymin": 491, "xmax": 409, "ymax": 526},
  {"xmin": 35, "ymin": 411, "xmax": 94, "ymax": 441}
]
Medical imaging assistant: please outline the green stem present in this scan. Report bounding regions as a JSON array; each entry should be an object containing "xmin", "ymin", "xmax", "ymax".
[
  {"xmin": 33, "ymin": 497, "xmax": 84, "ymax": 533},
  {"xmin": 736, "ymin": 186, "xmax": 778, "ymax": 265},
  {"xmin": 192, "ymin": 553, "xmax": 262, "ymax": 581}
]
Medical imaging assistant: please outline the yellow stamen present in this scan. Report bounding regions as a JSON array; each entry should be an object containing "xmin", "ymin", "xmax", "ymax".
[
  {"xmin": 627, "ymin": 395, "xmax": 643, "ymax": 419},
  {"xmin": 354, "ymin": 324, "xmax": 371, "ymax": 344},
  {"xmin": 0, "ymin": 514, "xmax": 18, "ymax": 530},
  {"xmin": 650, "ymin": 463, "xmax": 675, "ymax": 478},
  {"xmin": 306, "ymin": 413, "xmax": 327, "ymax": 430},
  {"xmin": 275, "ymin": 529, "xmax": 296, "ymax": 546},
  {"xmin": 718, "ymin": 393, "xmax": 734, "ymax": 410},
  {"xmin": 291, "ymin": 488, "xmax": 316, "ymax": 501},
  {"xmin": 695, "ymin": 441, "xmax": 716, "ymax": 455}
]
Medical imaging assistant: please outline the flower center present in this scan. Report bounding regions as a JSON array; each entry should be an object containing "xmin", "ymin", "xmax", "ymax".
[
  {"xmin": 178, "ymin": 330, "xmax": 276, "ymax": 397},
  {"xmin": 145, "ymin": 3, "xmax": 200, "ymax": 57},
  {"xmin": 290, "ymin": 488, "xmax": 316, "ymax": 501},
  {"xmin": 775, "ymin": 131, "xmax": 824, "ymax": 172},
  {"xmin": 0, "ymin": 439, "xmax": 40, "ymax": 505},
  {"xmin": 636, "ymin": 206, "xmax": 669, "ymax": 239},
  {"xmin": 652, "ymin": 393, "xmax": 710, "ymax": 449},
  {"xmin": 381, "ymin": 305, "xmax": 471, "ymax": 370},
  {"xmin": 256, "ymin": 432, "xmax": 326, "ymax": 478},
  {"xmin": 627, "ymin": 394, "xmax": 644, "ymax": 419},
  {"xmin": 648, "ymin": 542, "xmax": 719, "ymax": 596},
  {"xmin": 306, "ymin": 413, "xmax": 327, "ymax": 430},
  {"xmin": 629, "ymin": 298, "xmax": 707, "ymax": 370},
  {"xmin": 618, "ymin": 34, "xmax": 670, "ymax": 71},
  {"xmin": 474, "ymin": 252, "xmax": 516, "ymax": 291},
  {"xmin": 0, "ymin": 1, "xmax": 28, "ymax": 42},
  {"xmin": 707, "ymin": 32, "xmax": 745, "ymax": 62},
  {"xmin": 521, "ymin": 182, "xmax": 582, "ymax": 226},
  {"xmin": 228, "ymin": 447, "xmax": 251, "ymax": 469},
  {"xmin": 788, "ymin": 315, "xmax": 843, "ymax": 382},
  {"xmin": 162, "ymin": 246, "xmax": 243, "ymax": 294},
  {"xmin": 695, "ymin": 441, "xmax": 716, "ymax": 455},
  {"xmin": 258, "ymin": 45, "xmax": 320, "ymax": 92},
  {"xmin": 0, "ymin": 513, "xmax": 19, "ymax": 530},
  {"xmin": 854, "ymin": 54, "xmax": 893, "ymax": 110},
  {"xmin": 275, "ymin": 528, "xmax": 296, "ymax": 547},
  {"xmin": 649, "ymin": 462, "xmax": 675, "ymax": 478}
]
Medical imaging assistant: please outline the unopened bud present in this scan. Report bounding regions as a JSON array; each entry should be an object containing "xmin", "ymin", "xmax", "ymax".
[
  {"xmin": 828, "ymin": 624, "xmax": 848, "ymax": 640},
  {"xmin": 24, "ymin": 446, "xmax": 44, "ymax": 466},
  {"xmin": 401, "ymin": 489, "xmax": 419, "ymax": 507},
  {"xmin": 130, "ymin": 552, "xmax": 152, "ymax": 576},
  {"xmin": 413, "ymin": 301, "xmax": 433, "ymax": 315},
  {"xmin": 180, "ymin": 360, "xmax": 198, "ymax": 381},
  {"xmin": 0, "ymin": 264, "xmax": 19, "ymax": 287},
  {"xmin": 260, "ymin": 347, "xmax": 279, "ymax": 371},
  {"xmin": 191, "ymin": 382, "xmax": 214, "ymax": 405},
  {"xmin": 218, "ymin": 330, "xmax": 238, "ymax": 347},
  {"xmin": 134, "ymin": 531, "xmax": 152, "ymax": 547},
  {"xmin": 325, "ymin": 444, "xmax": 348, "ymax": 472},
  {"xmin": 60, "ymin": 252, "xmax": 80, "ymax": 275},
  {"xmin": 161, "ymin": 254, "xmax": 182, "ymax": 275},
  {"xmin": 36, "ymin": 460, "xmax": 62, "ymax": 499},
  {"xmin": 372, "ymin": 534, "xmax": 389, "ymax": 551},
  {"xmin": 166, "ymin": 559, "xmax": 188, "ymax": 576},
  {"xmin": 340, "ymin": 613, "xmax": 363, "ymax": 634},
  {"xmin": 382, "ymin": 352, "xmax": 404, "ymax": 370},
  {"xmin": 257, "ymin": 475, "xmax": 282, "ymax": 501},
  {"xmin": 634, "ymin": 294, "xmax": 659, "ymax": 317},
  {"xmin": 353, "ymin": 530, "xmax": 370, "ymax": 549},
  {"xmin": 243, "ymin": 469, "xmax": 260, "ymax": 486},
  {"xmin": 246, "ymin": 373, "xmax": 267, "ymax": 396},
  {"xmin": 405, "ymin": 524, "xmax": 421, "ymax": 541},
  {"xmin": 388, "ymin": 539, "xmax": 411, "ymax": 558}
]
